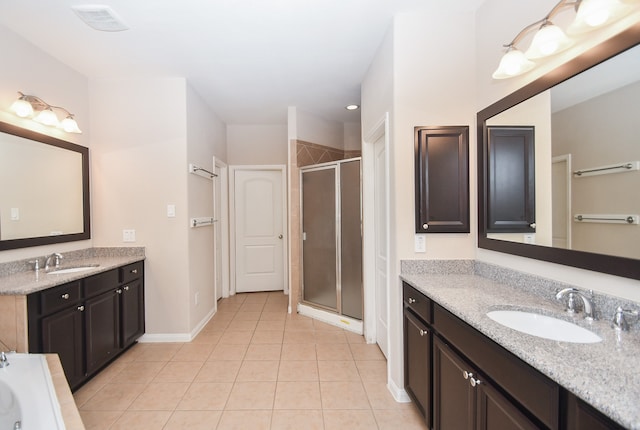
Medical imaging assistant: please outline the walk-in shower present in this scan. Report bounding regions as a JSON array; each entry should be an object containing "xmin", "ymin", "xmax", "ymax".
[{"xmin": 300, "ymin": 158, "xmax": 362, "ymax": 320}]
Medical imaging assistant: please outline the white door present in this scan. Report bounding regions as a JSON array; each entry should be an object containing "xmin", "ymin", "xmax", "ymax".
[
  {"xmin": 374, "ymin": 135, "xmax": 389, "ymax": 358},
  {"xmin": 214, "ymin": 163, "xmax": 223, "ymax": 300},
  {"xmin": 233, "ymin": 167, "xmax": 286, "ymax": 293}
]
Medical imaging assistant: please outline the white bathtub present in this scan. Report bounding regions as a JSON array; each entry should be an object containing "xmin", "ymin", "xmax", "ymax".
[{"xmin": 0, "ymin": 353, "xmax": 65, "ymax": 429}]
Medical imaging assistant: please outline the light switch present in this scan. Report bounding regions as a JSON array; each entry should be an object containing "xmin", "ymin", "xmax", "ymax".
[
  {"xmin": 415, "ymin": 234, "xmax": 426, "ymax": 253},
  {"xmin": 167, "ymin": 204, "xmax": 176, "ymax": 218},
  {"xmin": 10, "ymin": 208, "xmax": 19, "ymax": 220},
  {"xmin": 123, "ymin": 229, "xmax": 136, "ymax": 242}
]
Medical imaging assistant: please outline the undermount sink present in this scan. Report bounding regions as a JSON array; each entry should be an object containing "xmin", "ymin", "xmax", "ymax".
[
  {"xmin": 46, "ymin": 265, "xmax": 99, "ymax": 275},
  {"xmin": 486, "ymin": 310, "xmax": 602, "ymax": 344}
]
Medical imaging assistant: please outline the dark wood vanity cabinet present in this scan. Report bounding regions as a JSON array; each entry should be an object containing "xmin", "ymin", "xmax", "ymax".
[
  {"xmin": 414, "ymin": 126, "xmax": 470, "ymax": 233},
  {"xmin": 28, "ymin": 261, "xmax": 145, "ymax": 391}
]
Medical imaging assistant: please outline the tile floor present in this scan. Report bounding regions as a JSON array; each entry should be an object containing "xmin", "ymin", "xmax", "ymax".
[{"xmin": 73, "ymin": 291, "xmax": 428, "ymax": 429}]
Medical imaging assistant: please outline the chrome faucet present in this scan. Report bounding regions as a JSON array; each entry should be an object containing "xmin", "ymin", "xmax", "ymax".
[
  {"xmin": 0, "ymin": 351, "xmax": 9, "ymax": 368},
  {"xmin": 555, "ymin": 288, "xmax": 595, "ymax": 320},
  {"xmin": 44, "ymin": 252, "xmax": 63, "ymax": 271},
  {"xmin": 612, "ymin": 306, "xmax": 639, "ymax": 331}
]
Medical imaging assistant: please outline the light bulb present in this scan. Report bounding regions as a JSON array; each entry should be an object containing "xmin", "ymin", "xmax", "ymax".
[
  {"xmin": 568, "ymin": 0, "xmax": 630, "ymax": 34},
  {"xmin": 492, "ymin": 48, "xmax": 535, "ymax": 79},
  {"xmin": 526, "ymin": 24, "xmax": 573, "ymax": 59},
  {"xmin": 60, "ymin": 115, "xmax": 82, "ymax": 133},
  {"xmin": 34, "ymin": 108, "xmax": 59, "ymax": 126},
  {"xmin": 10, "ymin": 98, "xmax": 34, "ymax": 117}
]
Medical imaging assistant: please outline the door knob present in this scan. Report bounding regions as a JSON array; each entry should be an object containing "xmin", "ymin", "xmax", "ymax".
[{"xmin": 278, "ymin": 234, "xmax": 283, "ymax": 239}]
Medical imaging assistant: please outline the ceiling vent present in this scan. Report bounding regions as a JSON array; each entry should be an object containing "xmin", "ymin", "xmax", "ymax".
[{"xmin": 71, "ymin": 5, "xmax": 129, "ymax": 32}]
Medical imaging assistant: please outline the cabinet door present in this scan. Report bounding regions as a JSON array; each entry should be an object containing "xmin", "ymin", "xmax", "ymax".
[
  {"xmin": 404, "ymin": 309, "xmax": 431, "ymax": 424},
  {"xmin": 487, "ymin": 126, "xmax": 535, "ymax": 233},
  {"xmin": 565, "ymin": 393, "xmax": 624, "ymax": 430},
  {"xmin": 121, "ymin": 279, "xmax": 145, "ymax": 348},
  {"xmin": 85, "ymin": 290, "xmax": 120, "ymax": 375},
  {"xmin": 476, "ymin": 380, "xmax": 539, "ymax": 430},
  {"xmin": 42, "ymin": 305, "xmax": 85, "ymax": 389},
  {"xmin": 414, "ymin": 126, "xmax": 470, "ymax": 233},
  {"xmin": 433, "ymin": 337, "xmax": 475, "ymax": 430}
]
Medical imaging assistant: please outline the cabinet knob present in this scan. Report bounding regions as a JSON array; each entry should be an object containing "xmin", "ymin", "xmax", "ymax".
[
  {"xmin": 77, "ymin": 305, "xmax": 85, "ymax": 312},
  {"xmin": 116, "ymin": 289, "xmax": 123, "ymax": 294},
  {"xmin": 422, "ymin": 223, "xmax": 429, "ymax": 230},
  {"xmin": 131, "ymin": 269, "xmax": 138, "ymax": 274},
  {"xmin": 419, "ymin": 329, "xmax": 428, "ymax": 337},
  {"xmin": 124, "ymin": 286, "xmax": 130, "ymax": 291},
  {"xmin": 470, "ymin": 377, "xmax": 482, "ymax": 387},
  {"xmin": 463, "ymin": 370, "xmax": 473, "ymax": 380},
  {"xmin": 408, "ymin": 298, "xmax": 416, "ymax": 304},
  {"xmin": 530, "ymin": 222, "xmax": 536, "ymax": 228},
  {"xmin": 61, "ymin": 293, "xmax": 70, "ymax": 300}
]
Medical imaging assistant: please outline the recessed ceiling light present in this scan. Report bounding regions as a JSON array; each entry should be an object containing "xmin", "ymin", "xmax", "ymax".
[
  {"xmin": 71, "ymin": 5, "xmax": 129, "ymax": 32},
  {"xmin": 345, "ymin": 104, "xmax": 360, "ymax": 111}
]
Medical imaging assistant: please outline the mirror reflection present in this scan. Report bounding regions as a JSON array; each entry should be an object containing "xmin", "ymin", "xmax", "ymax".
[
  {"xmin": 485, "ymin": 44, "xmax": 640, "ymax": 260},
  {"xmin": 0, "ymin": 121, "xmax": 89, "ymax": 250}
]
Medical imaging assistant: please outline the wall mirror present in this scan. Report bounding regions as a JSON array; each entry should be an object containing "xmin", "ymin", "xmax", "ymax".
[
  {"xmin": 478, "ymin": 24, "xmax": 640, "ymax": 281},
  {"xmin": 0, "ymin": 121, "xmax": 90, "ymax": 250}
]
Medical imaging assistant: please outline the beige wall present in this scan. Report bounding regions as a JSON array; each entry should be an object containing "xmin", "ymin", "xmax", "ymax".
[
  {"xmin": 552, "ymin": 81, "xmax": 640, "ymax": 259},
  {"xmin": 227, "ymin": 124, "xmax": 287, "ymax": 165},
  {"xmin": 0, "ymin": 23, "xmax": 91, "ymax": 262}
]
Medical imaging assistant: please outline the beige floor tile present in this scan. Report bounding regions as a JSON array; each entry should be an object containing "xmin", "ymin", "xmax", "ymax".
[
  {"xmin": 315, "ymin": 330, "xmax": 348, "ymax": 344},
  {"xmin": 363, "ymin": 380, "xmax": 414, "ymax": 410},
  {"xmin": 132, "ymin": 343, "xmax": 181, "ymax": 361},
  {"xmin": 128, "ymin": 382, "xmax": 190, "ymax": 410},
  {"xmin": 236, "ymin": 360, "xmax": 279, "ymax": 381},
  {"xmin": 201, "ymin": 319, "xmax": 231, "ymax": 333},
  {"xmin": 313, "ymin": 320, "xmax": 342, "ymax": 331},
  {"xmin": 277, "ymin": 360, "xmax": 319, "ymax": 381},
  {"xmin": 209, "ymin": 343, "xmax": 248, "ymax": 361},
  {"xmin": 316, "ymin": 343, "xmax": 353, "ymax": 361},
  {"xmin": 280, "ymin": 343, "xmax": 317, "ymax": 361},
  {"xmin": 283, "ymin": 330, "xmax": 316, "ymax": 344},
  {"xmin": 271, "ymin": 410, "xmax": 324, "ymax": 430},
  {"xmin": 373, "ymin": 407, "xmax": 429, "ymax": 430},
  {"xmin": 274, "ymin": 381, "xmax": 322, "ymax": 409},
  {"xmin": 78, "ymin": 410, "xmax": 123, "ymax": 430},
  {"xmin": 284, "ymin": 318, "xmax": 315, "ymax": 332},
  {"xmin": 153, "ymin": 361, "xmax": 203, "ymax": 383},
  {"xmin": 110, "ymin": 361, "xmax": 165, "ymax": 384},
  {"xmin": 225, "ymin": 381, "xmax": 276, "ymax": 410},
  {"xmin": 164, "ymin": 410, "xmax": 222, "ymax": 429},
  {"xmin": 243, "ymin": 292, "xmax": 269, "ymax": 304},
  {"xmin": 323, "ymin": 410, "xmax": 379, "ymax": 430},
  {"xmin": 227, "ymin": 319, "xmax": 259, "ymax": 331},
  {"xmin": 256, "ymin": 319, "xmax": 286, "ymax": 331},
  {"xmin": 356, "ymin": 360, "xmax": 387, "ymax": 382},
  {"xmin": 263, "ymin": 302, "xmax": 288, "ymax": 312},
  {"xmin": 217, "ymin": 410, "xmax": 272, "ymax": 430},
  {"xmin": 110, "ymin": 410, "xmax": 172, "ymax": 430},
  {"xmin": 195, "ymin": 361, "xmax": 242, "ymax": 383},
  {"xmin": 219, "ymin": 330, "xmax": 254, "ymax": 345},
  {"xmin": 345, "ymin": 331, "xmax": 367, "ymax": 344},
  {"xmin": 260, "ymin": 311, "xmax": 287, "ymax": 321},
  {"xmin": 191, "ymin": 332, "xmax": 223, "ymax": 345},
  {"xmin": 231, "ymin": 311, "xmax": 262, "ymax": 321},
  {"xmin": 80, "ymin": 383, "xmax": 146, "ymax": 411},
  {"xmin": 251, "ymin": 330, "xmax": 284, "ymax": 344},
  {"xmin": 239, "ymin": 303, "xmax": 265, "ymax": 312},
  {"xmin": 176, "ymin": 382, "xmax": 233, "ymax": 410},
  {"xmin": 216, "ymin": 303, "xmax": 242, "ymax": 313},
  {"xmin": 350, "ymin": 343, "xmax": 386, "ymax": 360},
  {"xmin": 73, "ymin": 381, "xmax": 103, "ymax": 408},
  {"xmin": 318, "ymin": 360, "xmax": 360, "ymax": 381},
  {"xmin": 172, "ymin": 343, "xmax": 215, "ymax": 362},
  {"xmin": 245, "ymin": 343, "xmax": 282, "ymax": 361},
  {"xmin": 320, "ymin": 381, "xmax": 370, "ymax": 410}
]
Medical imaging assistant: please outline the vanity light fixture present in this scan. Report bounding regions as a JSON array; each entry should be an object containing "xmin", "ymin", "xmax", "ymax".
[
  {"xmin": 493, "ymin": 0, "xmax": 634, "ymax": 79},
  {"xmin": 9, "ymin": 92, "xmax": 82, "ymax": 133}
]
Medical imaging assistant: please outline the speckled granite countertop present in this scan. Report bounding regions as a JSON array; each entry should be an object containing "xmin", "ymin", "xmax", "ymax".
[
  {"xmin": 401, "ymin": 271, "xmax": 640, "ymax": 429},
  {"xmin": 0, "ymin": 247, "xmax": 145, "ymax": 295}
]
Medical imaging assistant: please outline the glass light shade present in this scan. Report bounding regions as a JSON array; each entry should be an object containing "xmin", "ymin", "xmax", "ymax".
[
  {"xmin": 60, "ymin": 116, "xmax": 82, "ymax": 133},
  {"xmin": 526, "ymin": 24, "xmax": 573, "ymax": 59},
  {"xmin": 492, "ymin": 48, "xmax": 535, "ymax": 79},
  {"xmin": 10, "ymin": 98, "xmax": 34, "ymax": 117},
  {"xmin": 568, "ymin": 0, "xmax": 630, "ymax": 34},
  {"xmin": 34, "ymin": 108, "xmax": 59, "ymax": 126}
]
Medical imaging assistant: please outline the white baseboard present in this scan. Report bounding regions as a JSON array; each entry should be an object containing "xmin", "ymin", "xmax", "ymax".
[
  {"xmin": 297, "ymin": 303, "xmax": 363, "ymax": 334},
  {"xmin": 139, "ymin": 306, "xmax": 216, "ymax": 343},
  {"xmin": 387, "ymin": 378, "xmax": 412, "ymax": 403}
]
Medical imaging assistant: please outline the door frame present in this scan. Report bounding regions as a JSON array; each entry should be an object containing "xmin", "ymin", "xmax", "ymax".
[
  {"xmin": 362, "ymin": 113, "xmax": 390, "ymax": 347},
  {"xmin": 552, "ymin": 154, "xmax": 572, "ymax": 249},
  {"xmin": 229, "ymin": 165, "xmax": 288, "ymax": 295},
  {"xmin": 213, "ymin": 157, "xmax": 230, "ymax": 299}
]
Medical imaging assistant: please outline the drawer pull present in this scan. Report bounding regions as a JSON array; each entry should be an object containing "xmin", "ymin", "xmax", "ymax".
[
  {"xmin": 117, "ymin": 289, "xmax": 123, "ymax": 294},
  {"xmin": 131, "ymin": 269, "xmax": 138, "ymax": 274},
  {"xmin": 408, "ymin": 298, "xmax": 416, "ymax": 304},
  {"xmin": 463, "ymin": 370, "xmax": 473, "ymax": 380},
  {"xmin": 77, "ymin": 305, "xmax": 85, "ymax": 312},
  {"xmin": 124, "ymin": 286, "xmax": 130, "ymax": 291},
  {"xmin": 419, "ymin": 329, "xmax": 428, "ymax": 337},
  {"xmin": 61, "ymin": 293, "xmax": 70, "ymax": 300},
  {"xmin": 470, "ymin": 377, "xmax": 482, "ymax": 387}
]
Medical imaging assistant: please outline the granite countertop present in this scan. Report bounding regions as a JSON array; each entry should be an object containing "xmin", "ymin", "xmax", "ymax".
[
  {"xmin": 401, "ymin": 273, "xmax": 640, "ymax": 430},
  {"xmin": 0, "ymin": 249, "xmax": 144, "ymax": 295}
]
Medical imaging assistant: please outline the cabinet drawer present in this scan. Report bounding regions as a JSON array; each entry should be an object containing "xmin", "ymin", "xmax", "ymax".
[
  {"xmin": 403, "ymin": 283, "xmax": 431, "ymax": 323},
  {"xmin": 83, "ymin": 269, "xmax": 119, "ymax": 297},
  {"xmin": 433, "ymin": 304, "xmax": 559, "ymax": 430},
  {"xmin": 40, "ymin": 281, "xmax": 81, "ymax": 315},
  {"xmin": 120, "ymin": 261, "xmax": 143, "ymax": 284}
]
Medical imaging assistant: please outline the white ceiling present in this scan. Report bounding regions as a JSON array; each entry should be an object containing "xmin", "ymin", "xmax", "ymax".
[{"xmin": 0, "ymin": 0, "xmax": 485, "ymax": 124}]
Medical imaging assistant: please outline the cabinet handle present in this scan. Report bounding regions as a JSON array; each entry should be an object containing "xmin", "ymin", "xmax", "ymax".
[
  {"xmin": 422, "ymin": 223, "xmax": 429, "ymax": 229},
  {"xmin": 463, "ymin": 370, "xmax": 473, "ymax": 380},
  {"xmin": 77, "ymin": 305, "xmax": 85, "ymax": 312},
  {"xmin": 408, "ymin": 298, "xmax": 416, "ymax": 304},
  {"xmin": 117, "ymin": 289, "xmax": 123, "ymax": 294},
  {"xmin": 124, "ymin": 286, "xmax": 130, "ymax": 291},
  {"xmin": 470, "ymin": 377, "xmax": 482, "ymax": 387},
  {"xmin": 61, "ymin": 293, "xmax": 70, "ymax": 300},
  {"xmin": 131, "ymin": 269, "xmax": 138, "ymax": 274},
  {"xmin": 419, "ymin": 329, "xmax": 428, "ymax": 337}
]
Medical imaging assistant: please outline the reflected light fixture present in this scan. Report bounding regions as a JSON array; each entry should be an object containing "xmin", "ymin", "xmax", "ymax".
[
  {"xmin": 493, "ymin": 0, "xmax": 635, "ymax": 79},
  {"xmin": 345, "ymin": 104, "xmax": 360, "ymax": 110},
  {"xmin": 9, "ymin": 92, "xmax": 82, "ymax": 133}
]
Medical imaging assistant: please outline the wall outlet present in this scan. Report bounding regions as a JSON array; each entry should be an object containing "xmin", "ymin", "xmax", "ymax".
[
  {"xmin": 415, "ymin": 234, "xmax": 426, "ymax": 253},
  {"xmin": 524, "ymin": 233, "xmax": 535, "ymax": 244},
  {"xmin": 122, "ymin": 229, "xmax": 136, "ymax": 242},
  {"xmin": 195, "ymin": 292, "xmax": 199, "ymax": 306},
  {"xmin": 10, "ymin": 208, "xmax": 19, "ymax": 220}
]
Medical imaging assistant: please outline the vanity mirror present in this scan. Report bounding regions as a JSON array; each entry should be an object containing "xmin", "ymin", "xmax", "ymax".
[
  {"xmin": 0, "ymin": 121, "xmax": 90, "ymax": 250},
  {"xmin": 478, "ymin": 23, "xmax": 640, "ymax": 280}
]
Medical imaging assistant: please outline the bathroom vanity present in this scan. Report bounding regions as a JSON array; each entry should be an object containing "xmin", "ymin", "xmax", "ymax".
[{"xmin": 402, "ymin": 267, "xmax": 638, "ymax": 430}]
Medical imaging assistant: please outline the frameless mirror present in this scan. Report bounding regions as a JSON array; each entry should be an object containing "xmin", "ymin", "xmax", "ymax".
[
  {"xmin": 478, "ymin": 25, "xmax": 640, "ymax": 280},
  {"xmin": 0, "ymin": 121, "xmax": 90, "ymax": 250}
]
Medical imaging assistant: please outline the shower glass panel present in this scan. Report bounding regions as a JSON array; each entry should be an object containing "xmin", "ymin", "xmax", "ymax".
[
  {"xmin": 302, "ymin": 167, "xmax": 337, "ymax": 310},
  {"xmin": 340, "ymin": 160, "xmax": 363, "ymax": 319}
]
